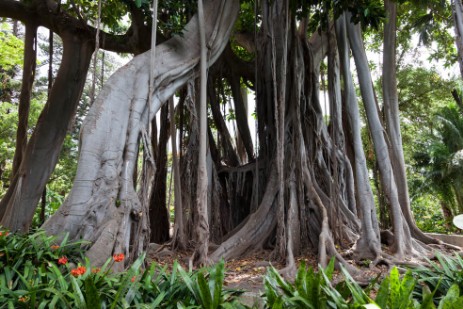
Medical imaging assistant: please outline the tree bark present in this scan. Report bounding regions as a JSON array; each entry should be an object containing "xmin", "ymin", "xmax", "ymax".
[
  {"xmin": 192, "ymin": 0, "xmax": 210, "ymax": 266},
  {"xmin": 149, "ymin": 104, "xmax": 170, "ymax": 243},
  {"xmin": 383, "ymin": 1, "xmax": 437, "ymax": 245},
  {"xmin": 42, "ymin": 0, "xmax": 239, "ymax": 267},
  {"xmin": 12, "ymin": 23, "xmax": 37, "ymax": 177},
  {"xmin": 271, "ymin": 0, "xmax": 289, "ymax": 262},
  {"xmin": 335, "ymin": 13, "xmax": 381, "ymax": 260},
  {"xmin": 0, "ymin": 31, "xmax": 93, "ymax": 230},
  {"xmin": 211, "ymin": 3, "xmax": 359, "ymax": 272},
  {"xmin": 208, "ymin": 81, "xmax": 240, "ymax": 166},
  {"xmin": 170, "ymin": 97, "xmax": 187, "ymax": 250},
  {"xmin": 346, "ymin": 14, "xmax": 411, "ymax": 258},
  {"xmin": 228, "ymin": 71, "xmax": 254, "ymax": 161}
]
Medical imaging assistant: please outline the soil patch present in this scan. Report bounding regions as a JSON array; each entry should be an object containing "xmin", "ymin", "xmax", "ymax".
[{"xmin": 147, "ymin": 246, "xmax": 390, "ymax": 294}]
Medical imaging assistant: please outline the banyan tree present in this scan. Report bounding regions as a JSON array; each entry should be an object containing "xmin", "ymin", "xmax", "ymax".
[{"xmin": 1, "ymin": 0, "xmax": 455, "ymax": 272}]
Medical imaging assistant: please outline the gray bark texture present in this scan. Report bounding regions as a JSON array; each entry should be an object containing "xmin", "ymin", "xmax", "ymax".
[
  {"xmin": 346, "ymin": 13, "xmax": 412, "ymax": 258},
  {"xmin": 1, "ymin": 32, "xmax": 94, "ymax": 231},
  {"xmin": 12, "ymin": 23, "xmax": 37, "ymax": 177},
  {"xmin": 192, "ymin": 0, "xmax": 210, "ymax": 266},
  {"xmin": 42, "ymin": 0, "xmax": 239, "ymax": 267},
  {"xmin": 383, "ymin": 0, "xmax": 438, "ymax": 245},
  {"xmin": 335, "ymin": 13, "xmax": 381, "ymax": 260}
]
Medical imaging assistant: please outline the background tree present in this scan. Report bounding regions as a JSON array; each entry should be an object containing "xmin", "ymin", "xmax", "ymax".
[{"xmin": 414, "ymin": 103, "xmax": 463, "ymax": 221}]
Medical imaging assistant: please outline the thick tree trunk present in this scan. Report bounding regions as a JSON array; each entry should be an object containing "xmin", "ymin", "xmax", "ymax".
[
  {"xmin": 170, "ymin": 98, "xmax": 187, "ymax": 250},
  {"xmin": 210, "ymin": 169, "xmax": 278, "ymax": 261},
  {"xmin": 346, "ymin": 14, "xmax": 411, "ymax": 258},
  {"xmin": 0, "ymin": 31, "xmax": 93, "ymax": 230},
  {"xmin": 180, "ymin": 82, "xmax": 199, "ymax": 242},
  {"xmin": 192, "ymin": 0, "xmax": 210, "ymax": 266},
  {"xmin": 42, "ymin": 0, "xmax": 239, "ymax": 267},
  {"xmin": 270, "ymin": 0, "xmax": 289, "ymax": 262},
  {"xmin": 382, "ymin": 1, "xmax": 437, "ymax": 245},
  {"xmin": 149, "ymin": 105, "xmax": 170, "ymax": 243},
  {"xmin": 211, "ymin": 2, "xmax": 359, "ymax": 273},
  {"xmin": 335, "ymin": 13, "xmax": 381, "ymax": 260}
]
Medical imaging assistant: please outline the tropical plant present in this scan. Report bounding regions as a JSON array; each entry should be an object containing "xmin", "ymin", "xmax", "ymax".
[
  {"xmin": 0, "ymin": 228, "xmax": 245, "ymax": 308},
  {"xmin": 263, "ymin": 259, "xmax": 358, "ymax": 309},
  {"xmin": 411, "ymin": 252, "xmax": 463, "ymax": 303},
  {"xmin": 262, "ymin": 258, "xmax": 463, "ymax": 309},
  {"xmin": 413, "ymin": 103, "xmax": 463, "ymax": 220}
]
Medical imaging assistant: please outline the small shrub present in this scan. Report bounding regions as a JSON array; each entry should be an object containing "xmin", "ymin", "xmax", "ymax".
[
  {"xmin": 412, "ymin": 252, "xmax": 463, "ymax": 303},
  {"xmin": 263, "ymin": 258, "xmax": 353, "ymax": 308}
]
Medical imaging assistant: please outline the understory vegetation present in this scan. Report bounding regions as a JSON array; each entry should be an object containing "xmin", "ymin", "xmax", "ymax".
[{"xmin": 3, "ymin": 229, "xmax": 463, "ymax": 308}]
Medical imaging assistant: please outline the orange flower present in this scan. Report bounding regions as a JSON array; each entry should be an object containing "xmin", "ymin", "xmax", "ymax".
[
  {"xmin": 0, "ymin": 231, "xmax": 8, "ymax": 237},
  {"xmin": 18, "ymin": 296, "xmax": 28, "ymax": 303},
  {"xmin": 51, "ymin": 245, "xmax": 60, "ymax": 250},
  {"xmin": 71, "ymin": 266, "xmax": 87, "ymax": 277},
  {"xmin": 91, "ymin": 268, "xmax": 101, "ymax": 274},
  {"xmin": 58, "ymin": 256, "xmax": 68, "ymax": 265},
  {"xmin": 113, "ymin": 253, "xmax": 125, "ymax": 262},
  {"xmin": 70, "ymin": 269, "xmax": 80, "ymax": 277},
  {"xmin": 131, "ymin": 276, "xmax": 136, "ymax": 282}
]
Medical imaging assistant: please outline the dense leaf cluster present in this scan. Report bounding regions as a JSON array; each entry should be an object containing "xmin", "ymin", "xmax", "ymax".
[{"xmin": 3, "ymin": 230, "xmax": 463, "ymax": 308}]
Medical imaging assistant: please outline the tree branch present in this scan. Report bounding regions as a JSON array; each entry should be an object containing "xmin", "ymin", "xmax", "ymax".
[{"xmin": 0, "ymin": 0, "xmax": 148, "ymax": 54}]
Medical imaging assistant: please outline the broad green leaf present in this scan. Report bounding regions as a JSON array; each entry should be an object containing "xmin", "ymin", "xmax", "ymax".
[{"xmin": 84, "ymin": 277, "xmax": 101, "ymax": 309}]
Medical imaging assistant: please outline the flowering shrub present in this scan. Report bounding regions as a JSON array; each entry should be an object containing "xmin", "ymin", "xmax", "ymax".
[
  {"xmin": 7, "ymin": 228, "xmax": 463, "ymax": 308},
  {"xmin": 0, "ymin": 228, "xmax": 245, "ymax": 308},
  {"xmin": 113, "ymin": 253, "xmax": 125, "ymax": 262},
  {"xmin": 92, "ymin": 267, "xmax": 101, "ymax": 273},
  {"xmin": 71, "ymin": 266, "xmax": 87, "ymax": 277},
  {"xmin": 58, "ymin": 256, "xmax": 68, "ymax": 265}
]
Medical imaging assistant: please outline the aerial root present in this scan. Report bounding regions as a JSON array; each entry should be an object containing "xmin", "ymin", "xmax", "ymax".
[
  {"xmin": 278, "ymin": 263, "xmax": 297, "ymax": 279},
  {"xmin": 428, "ymin": 242, "xmax": 463, "ymax": 252}
]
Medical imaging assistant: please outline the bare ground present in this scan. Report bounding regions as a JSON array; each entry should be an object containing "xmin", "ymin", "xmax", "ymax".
[{"xmin": 146, "ymin": 245, "xmax": 392, "ymax": 294}]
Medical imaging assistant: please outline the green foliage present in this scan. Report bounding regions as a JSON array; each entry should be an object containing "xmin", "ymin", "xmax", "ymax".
[
  {"xmin": 0, "ymin": 229, "xmax": 84, "ymax": 271},
  {"xmin": 0, "ymin": 23, "xmax": 23, "ymax": 71},
  {"xmin": 0, "ymin": 22, "xmax": 23, "ymax": 104},
  {"xmin": 398, "ymin": 0, "xmax": 455, "ymax": 67},
  {"xmin": 176, "ymin": 259, "xmax": 245, "ymax": 309},
  {"xmin": 0, "ymin": 228, "xmax": 245, "ymax": 308},
  {"xmin": 411, "ymin": 194, "xmax": 451, "ymax": 234},
  {"xmin": 437, "ymin": 284, "xmax": 463, "ymax": 308},
  {"xmin": 386, "ymin": 66, "xmax": 459, "ymax": 233},
  {"xmin": 263, "ymin": 258, "xmax": 463, "ymax": 309},
  {"xmin": 4, "ymin": 231, "xmax": 463, "ymax": 308},
  {"xmin": 263, "ymin": 258, "xmax": 356, "ymax": 308},
  {"xmin": 60, "ymin": 0, "xmax": 129, "ymax": 34},
  {"xmin": 0, "ymin": 96, "xmax": 47, "ymax": 197},
  {"xmin": 371, "ymin": 268, "xmax": 417, "ymax": 309},
  {"xmin": 412, "ymin": 103, "xmax": 463, "ymax": 219},
  {"xmin": 412, "ymin": 252, "xmax": 463, "ymax": 303}
]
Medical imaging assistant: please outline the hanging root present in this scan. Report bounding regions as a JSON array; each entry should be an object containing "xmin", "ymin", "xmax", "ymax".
[{"xmin": 301, "ymin": 164, "xmax": 360, "ymax": 275}]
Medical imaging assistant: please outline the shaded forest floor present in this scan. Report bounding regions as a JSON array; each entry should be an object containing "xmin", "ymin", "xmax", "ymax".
[{"xmin": 147, "ymin": 246, "xmax": 391, "ymax": 294}]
